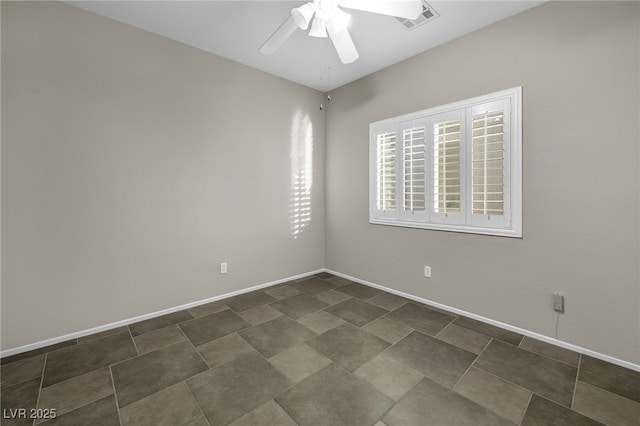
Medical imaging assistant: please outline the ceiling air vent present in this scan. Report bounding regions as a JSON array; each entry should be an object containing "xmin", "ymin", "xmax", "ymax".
[{"xmin": 395, "ymin": 1, "xmax": 439, "ymax": 31}]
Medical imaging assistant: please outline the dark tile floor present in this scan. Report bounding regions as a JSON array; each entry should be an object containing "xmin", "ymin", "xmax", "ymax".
[{"xmin": 2, "ymin": 273, "xmax": 639, "ymax": 426}]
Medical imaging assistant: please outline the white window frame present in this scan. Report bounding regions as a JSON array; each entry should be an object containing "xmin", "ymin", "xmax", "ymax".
[{"xmin": 369, "ymin": 87, "xmax": 522, "ymax": 238}]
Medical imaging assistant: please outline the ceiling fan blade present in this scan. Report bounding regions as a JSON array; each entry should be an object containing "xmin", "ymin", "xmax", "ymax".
[
  {"xmin": 326, "ymin": 22, "xmax": 359, "ymax": 64},
  {"xmin": 259, "ymin": 16, "xmax": 298, "ymax": 54},
  {"xmin": 338, "ymin": 0, "xmax": 422, "ymax": 20}
]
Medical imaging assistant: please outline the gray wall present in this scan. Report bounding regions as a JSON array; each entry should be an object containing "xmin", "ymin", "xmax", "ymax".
[
  {"xmin": 325, "ymin": 1, "xmax": 640, "ymax": 363},
  {"xmin": 1, "ymin": 1, "xmax": 325, "ymax": 350}
]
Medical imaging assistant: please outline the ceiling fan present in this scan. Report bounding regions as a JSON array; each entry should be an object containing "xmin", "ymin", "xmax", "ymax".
[{"xmin": 260, "ymin": 0, "xmax": 422, "ymax": 64}]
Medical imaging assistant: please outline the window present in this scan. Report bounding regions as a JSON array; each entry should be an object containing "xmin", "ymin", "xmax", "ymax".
[{"xmin": 369, "ymin": 87, "xmax": 522, "ymax": 237}]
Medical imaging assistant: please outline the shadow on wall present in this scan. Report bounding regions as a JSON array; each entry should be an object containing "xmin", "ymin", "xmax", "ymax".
[{"xmin": 289, "ymin": 110, "xmax": 313, "ymax": 239}]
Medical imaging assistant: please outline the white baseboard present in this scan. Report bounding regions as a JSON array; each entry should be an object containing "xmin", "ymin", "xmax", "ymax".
[
  {"xmin": 3, "ymin": 267, "xmax": 638, "ymax": 373},
  {"xmin": 0, "ymin": 269, "xmax": 323, "ymax": 359},
  {"xmin": 324, "ymin": 269, "xmax": 640, "ymax": 372}
]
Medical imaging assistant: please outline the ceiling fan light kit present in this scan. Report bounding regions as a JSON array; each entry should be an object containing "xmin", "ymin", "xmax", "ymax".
[
  {"xmin": 309, "ymin": 17, "xmax": 328, "ymax": 38},
  {"xmin": 291, "ymin": 3, "xmax": 315, "ymax": 30},
  {"xmin": 260, "ymin": 0, "xmax": 423, "ymax": 64}
]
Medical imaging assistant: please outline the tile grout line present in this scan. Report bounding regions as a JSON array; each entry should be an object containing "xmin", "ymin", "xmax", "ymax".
[
  {"xmin": 570, "ymin": 354, "xmax": 582, "ymax": 409},
  {"xmin": 519, "ymin": 392, "xmax": 534, "ymax": 425},
  {"xmin": 126, "ymin": 326, "xmax": 140, "ymax": 357},
  {"xmin": 576, "ymin": 378, "xmax": 640, "ymax": 405},
  {"xmin": 470, "ymin": 353, "xmax": 586, "ymax": 416},
  {"xmin": 31, "ymin": 352, "xmax": 48, "ymax": 426},
  {"xmin": 271, "ymin": 399, "xmax": 301, "ymax": 426},
  {"xmin": 36, "ymin": 368, "xmax": 122, "ymax": 422},
  {"xmin": 451, "ymin": 337, "xmax": 493, "ymax": 391},
  {"xmin": 433, "ymin": 320, "xmax": 455, "ymax": 338},
  {"xmin": 182, "ymin": 380, "xmax": 212, "ymax": 426},
  {"xmin": 452, "ymin": 339, "xmax": 536, "ymax": 425},
  {"xmin": 175, "ymin": 325, "xmax": 212, "ymax": 370},
  {"xmin": 108, "ymin": 366, "xmax": 123, "ymax": 426},
  {"xmin": 517, "ymin": 337, "xmax": 580, "ymax": 369},
  {"xmin": 466, "ymin": 341, "xmax": 568, "ymax": 403}
]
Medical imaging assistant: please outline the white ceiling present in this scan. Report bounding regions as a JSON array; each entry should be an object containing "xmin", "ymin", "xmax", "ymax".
[{"xmin": 67, "ymin": 1, "xmax": 544, "ymax": 92}]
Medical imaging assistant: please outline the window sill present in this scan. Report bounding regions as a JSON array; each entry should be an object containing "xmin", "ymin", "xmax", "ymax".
[{"xmin": 369, "ymin": 217, "xmax": 522, "ymax": 238}]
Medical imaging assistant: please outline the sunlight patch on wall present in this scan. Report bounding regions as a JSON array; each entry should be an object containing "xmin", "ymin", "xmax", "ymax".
[{"xmin": 290, "ymin": 110, "xmax": 313, "ymax": 239}]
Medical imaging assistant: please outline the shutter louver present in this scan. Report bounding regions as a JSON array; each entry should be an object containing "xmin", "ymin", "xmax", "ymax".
[
  {"xmin": 403, "ymin": 127, "xmax": 426, "ymax": 213},
  {"xmin": 433, "ymin": 120, "xmax": 461, "ymax": 214},
  {"xmin": 472, "ymin": 112, "xmax": 504, "ymax": 216},
  {"xmin": 376, "ymin": 132, "xmax": 396, "ymax": 212}
]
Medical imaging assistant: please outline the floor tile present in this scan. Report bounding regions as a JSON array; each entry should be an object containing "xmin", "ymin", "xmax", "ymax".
[
  {"xmin": 42, "ymin": 331, "xmax": 137, "ymax": 387},
  {"xmin": 179, "ymin": 309, "xmax": 251, "ymax": 347},
  {"xmin": 264, "ymin": 285, "xmax": 303, "ymax": 300},
  {"xmin": 0, "ymin": 378, "xmax": 41, "ymax": 426},
  {"xmin": 354, "ymin": 353, "xmax": 423, "ymax": 401},
  {"xmin": 436, "ymin": 323, "xmax": 492, "ymax": 355},
  {"xmin": 335, "ymin": 283, "xmax": 383, "ymax": 300},
  {"xmin": 229, "ymin": 400, "xmax": 297, "ymax": 426},
  {"xmin": 187, "ymin": 352, "xmax": 291, "ymax": 426},
  {"xmin": 475, "ymin": 340, "xmax": 577, "ymax": 407},
  {"xmin": 133, "ymin": 325, "xmax": 187, "ymax": 355},
  {"xmin": 325, "ymin": 298, "xmax": 388, "ymax": 327},
  {"xmin": 386, "ymin": 303, "xmax": 455, "ymax": 336},
  {"xmin": 270, "ymin": 294, "xmax": 328, "ymax": 319},
  {"xmin": 367, "ymin": 293, "xmax": 410, "ymax": 311},
  {"xmin": 307, "ymin": 323, "xmax": 390, "ymax": 372},
  {"xmin": 111, "ymin": 341, "xmax": 208, "ymax": 408},
  {"xmin": 188, "ymin": 301, "xmax": 228, "ymax": 318},
  {"xmin": 291, "ymin": 277, "xmax": 337, "ymax": 295},
  {"xmin": 578, "ymin": 355, "xmax": 640, "ymax": 403},
  {"xmin": 129, "ymin": 310, "xmax": 194, "ymax": 337},
  {"xmin": 382, "ymin": 377, "xmax": 513, "ymax": 426},
  {"xmin": 77, "ymin": 326, "xmax": 129, "ymax": 344},
  {"xmin": 519, "ymin": 337, "xmax": 580, "ymax": 366},
  {"xmin": 313, "ymin": 289, "xmax": 352, "ymax": 306},
  {"xmin": 36, "ymin": 368, "xmax": 113, "ymax": 422},
  {"xmin": 297, "ymin": 310, "xmax": 345, "ymax": 335},
  {"xmin": 384, "ymin": 331, "xmax": 476, "ymax": 388},
  {"xmin": 0, "ymin": 353, "xmax": 44, "ymax": 388},
  {"xmin": 1, "ymin": 340, "xmax": 76, "ymax": 366},
  {"xmin": 573, "ymin": 380, "xmax": 640, "ymax": 426},
  {"xmin": 224, "ymin": 291, "xmax": 277, "ymax": 313},
  {"xmin": 453, "ymin": 316, "xmax": 523, "ymax": 346},
  {"xmin": 522, "ymin": 394, "xmax": 603, "ymax": 426},
  {"xmin": 454, "ymin": 367, "xmax": 532, "ymax": 424},
  {"xmin": 268, "ymin": 344, "xmax": 332, "ymax": 383},
  {"xmin": 196, "ymin": 333, "xmax": 257, "ymax": 368},
  {"xmin": 239, "ymin": 304, "xmax": 283, "ymax": 325},
  {"xmin": 239, "ymin": 315, "xmax": 316, "ymax": 358},
  {"xmin": 276, "ymin": 363, "xmax": 394, "ymax": 426},
  {"xmin": 362, "ymin": 317, "xmax": 412, "ymax": 344},
  {"xmin": 39, "ymin": 395, "xmax": 120, "ymax": 426},
  {"xmin": 324, "ymin": 276, "xmax": 354, "ymax": 287},
  {"xmin": 314, "ymin": 272, "xmax": 334, "ymax": 279},
  {"xmin": 119, "ymin": 382, "xmax": 201, "ymax": 426}
]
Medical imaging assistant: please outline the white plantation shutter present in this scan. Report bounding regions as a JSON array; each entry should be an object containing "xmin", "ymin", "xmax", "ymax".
[
  {"xmin": 434, "ymin": 121, "xmax": 461, "ymax": 213},
  {"xmin": 472, "ymin": 112, "xmax": 504, "ymax": 215},
  {"xmin": 375, "ymin": 130, "xmax": 397, "ymax": 216},
  {"xmin": 431, "ymin": 111, "xmax": 465, "ymax": 225},
  {"xmin": 470, "ymin": 99, "xmax": 511, "ymax": 229},
  {"xmin": 402, "ymin": 124, "xmax": 427, "ymax": 219},
  {"xmin": 370, "ymin": 87, "xmax": 521, "ymax": 237}
]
